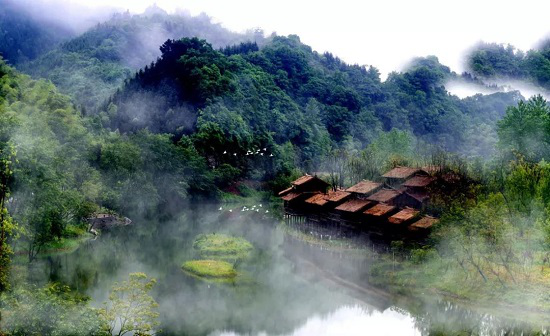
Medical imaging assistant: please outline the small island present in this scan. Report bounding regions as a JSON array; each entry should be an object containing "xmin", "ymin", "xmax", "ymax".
[
  {"xmin": 182, "ymin": 260, "xmax": 238, "ymax": 280},
  {"xmin": 181, "ymin": 233, "xmax": 254, "ymax": 283},
  {"xmin": 193, "ymin": 233, "xmax": 253, "ymax": 260}
]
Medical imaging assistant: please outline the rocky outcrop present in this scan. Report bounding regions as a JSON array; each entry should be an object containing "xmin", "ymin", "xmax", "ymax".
[{"xmin": 87, "ymin": 214, "xmax": 132, "ymax": 232}]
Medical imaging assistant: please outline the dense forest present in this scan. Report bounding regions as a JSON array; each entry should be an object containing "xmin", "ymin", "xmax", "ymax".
[
  {"xmin": 105, "ymin": 37, "xmax": 520, "ymax": 166},
  {"xmin": 467, "ymin": 41, "xmax": 550, "ymax": 91},
  {"xmin": 0, "ymin": 0, "xmax": 75, "ymax": 64},
  {"xmin": 0, "ymin": 2, "xmax": 549, "ymax": 335},
  {"xmin": 18, "ymin": 5, "xmax": 266, "ymax": 111}
]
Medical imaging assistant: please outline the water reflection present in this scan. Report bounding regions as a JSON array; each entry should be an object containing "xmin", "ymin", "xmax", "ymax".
[
  {"xmin": 212, "ymin": 305, "xmax": 420, "ymax": 336},
  {"xmin": 26, "ymin": 204, "xmax": 549, "ymax": 335}
]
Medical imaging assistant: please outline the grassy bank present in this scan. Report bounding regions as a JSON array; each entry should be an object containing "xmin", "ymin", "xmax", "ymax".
[
  {"xmin": 13, "ymin": 227, "xmax": 94, "ymax": 260},
  {"xmin": 368, "ymin": 252, "xmax": 550, "ymax": 323},
  {"xmin": 281, "ymin": 220, "xmax": 550, "ymax": 323}
]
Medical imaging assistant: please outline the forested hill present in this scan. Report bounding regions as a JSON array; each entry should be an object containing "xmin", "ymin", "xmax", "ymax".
[
  {"xmin": 17, "ymin": 6, "xmax": 265, "ymax": 111},
  {"xmin": 102, "ymin": 36, "xmax": 520, "ymax": 168},
  {"xmin": 467, "ymin": 41, "xmax": 550, "ymax": 91},
  {"xmin": 0, "ymin": 0, "xmax": 74, "ymax": 65},
  {"xmin": 0, "ymin": 2, "xmax": 522, "ymax": 164}
]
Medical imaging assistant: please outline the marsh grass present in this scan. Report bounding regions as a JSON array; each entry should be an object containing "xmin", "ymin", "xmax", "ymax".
[
  {"xmin": 193, "ymin": 233, "xmax": 253, "ymax": 260},
  {"xmin": 181, "ymin": 234, "xmax": 256, "ymax": 284},
  {"xmin": 182, "ymin": 260, "xmax": 237, "ymax": 278},
  {"xmin": 13, "ymin": 232, "xmax": 93, "ymax": 259},
  {"xmin": 181, "ymin": 260, "xmax": 246, "ymax": 285},
  {"xmin": 368, "ymin": 252, "xmax": 550, "ymax": 324}
]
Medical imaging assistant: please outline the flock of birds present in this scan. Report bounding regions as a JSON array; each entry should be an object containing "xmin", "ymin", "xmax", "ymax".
[
  {"xmin": 222, "ymin": 147, "xmax": 274, "ymax": 157},
  {"xmin": 216, "ymin": 147, "xmax": 273, "ymax": 213},
  {"xmin": 218, "ymin": 204, "xmax": 269, "ymax": 214}
]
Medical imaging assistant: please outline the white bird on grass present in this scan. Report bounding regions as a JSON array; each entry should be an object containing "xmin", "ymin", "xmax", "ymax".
[{"xmin": 218, "ymin": 207, "xmax": 223, "ymax": 211}]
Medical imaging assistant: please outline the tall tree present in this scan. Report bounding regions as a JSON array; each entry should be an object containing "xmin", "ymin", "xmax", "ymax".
[
  {"xmin": 497, "ymin": 95, "xmax": 550, "ymax": 161},
  {"xmin": 100, "ymin": 273, "xmax": 160, "ymax": 336}
]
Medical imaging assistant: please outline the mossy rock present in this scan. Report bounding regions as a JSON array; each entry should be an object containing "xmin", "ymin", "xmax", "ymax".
[
  {"xmin": 193, "ymin": 233, "xmax": 253, "ymax": 260},
  {"xmin": 182, "ymin": 260, "xmax": 238, "ymax": 283}
]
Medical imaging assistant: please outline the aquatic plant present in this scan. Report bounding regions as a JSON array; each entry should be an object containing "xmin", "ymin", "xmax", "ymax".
[
  {"xmin": 192, "ymin": 233, "xmax": 253, "ymax": 260},
  {"xmin": 182, "ymin": 260, "xmax": 238, "ymax": 279}
]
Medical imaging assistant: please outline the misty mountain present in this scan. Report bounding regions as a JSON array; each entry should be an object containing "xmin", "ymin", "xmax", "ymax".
[
  {"xmin": 467, "ymin": 41, "xmax": 550, "ymax": 93},
  {"xmin": 0, "ymin": 0, "xmax": 75, "ymax": 65},
  {"xmin": 18, "ymin": 6, "xmax": 265, "ymax": 111},
  {"xmin": 102, "ymin": 35, "xmax": 520, "ymax": 166}
]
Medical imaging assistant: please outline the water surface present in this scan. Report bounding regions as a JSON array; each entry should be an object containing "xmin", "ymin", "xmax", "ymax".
[{"xmin": 28, "ymin": 204, "xmax": 549, "ymax": 335}]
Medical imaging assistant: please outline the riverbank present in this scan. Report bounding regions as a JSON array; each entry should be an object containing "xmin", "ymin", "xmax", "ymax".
[
  {"xmin": 366, "ymin": 248, "xmax": 550, "ymax": 326},
  {"xmin": 12, "ymin": 230, "xmax": 94, "ymax": 260},
  {"xmin": 280, "ymin": 217, "xmax": 550, "ymax": 327}
]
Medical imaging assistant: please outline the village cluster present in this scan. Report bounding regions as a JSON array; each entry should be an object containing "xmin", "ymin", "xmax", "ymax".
[{"xmin": 279, "ymin": 167, "xmax": 439, "ymax": 240}]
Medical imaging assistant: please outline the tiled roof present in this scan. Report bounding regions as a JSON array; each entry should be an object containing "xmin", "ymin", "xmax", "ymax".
[
  {"xmin": 305, "ymin": 193, "xmax": 329, "ymax": 206},
  {"xmin": 292, "ymin": 175, "xmax": 315, "ymax": 186},
  {"xmin": 409, "ymin": 216, "xmax": 439, "ymax": 230},
  {"xmin": 364, "ymin": 203, "xmax": 396, "ymax": 217},
  {"xmin": 291, "ymin": 175, "xmax": 329, "ymax": 187},
  {"xmin": 346, "ymin": 180, "xmax": 382, "ymax": 194},
  {"xmin": 325, "ymin": 190, "xmax": 351, "ymax": 202},
  {"xmin": 388, "ymin": 208, "xmax": 419, "ymax": 224},
  {"xmin": 278, "ymin": 187, "xmax": 293, "ymax": 196},
  {"xmin": 367, "ymin": 189, "xmax": 401, "ymax": 203},
  {"xmin": 281, "ymin": 191, "xmax": 304, "ymax": 202},
  {"xmin": 334, "ymin": 199, "xmax": 372, "ymax": 213},
  {"xmin": 403, "ymin": 176, "xmax": 436, "ymax": 188},
  {"xmin": 382, "ymin": 167, "xmax": 424, "ymax": 179}
]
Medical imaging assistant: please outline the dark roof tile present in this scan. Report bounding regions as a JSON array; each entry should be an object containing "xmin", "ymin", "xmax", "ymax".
[
  {"xmin": 403, "ymin": 176, "xmax": 436, "ymax": 188},
  {"xmin": 382, "ymin": 167, "xmax": 425, "ymax": 179},
  {"xmin": 367, "ymin": 189, "xmax": 401, "ymax": 203}
]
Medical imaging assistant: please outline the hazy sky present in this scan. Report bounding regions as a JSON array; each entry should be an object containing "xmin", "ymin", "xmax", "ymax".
[{"xmin": 68, "ymin": 0, "xmax": 549, "ymax": 78}]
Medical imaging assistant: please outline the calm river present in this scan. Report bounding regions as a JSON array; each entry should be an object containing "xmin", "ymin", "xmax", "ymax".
[{"xmin": 27, "ymin": 203, "xmax": 549, "ymax": 336}]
